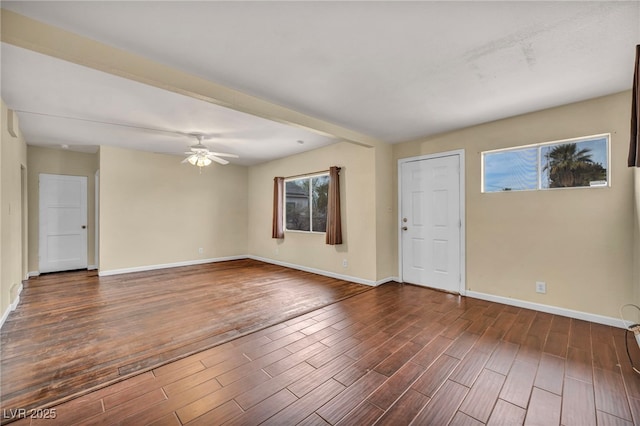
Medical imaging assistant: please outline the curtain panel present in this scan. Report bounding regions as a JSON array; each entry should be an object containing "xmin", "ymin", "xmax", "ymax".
[
  {"xmin": 326, "ymin": 166, "xmax": 343, "ymax": 245},
  {"xmin": 629, "ymin": 44, "xmax": 640, "ymax": 167},
  {"xmin": 272, "ymin": 177, "xmax": 285, "ymax": 239}
]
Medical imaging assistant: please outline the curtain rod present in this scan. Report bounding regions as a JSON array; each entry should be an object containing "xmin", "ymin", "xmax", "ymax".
[{"xmin": 284, "ymin": 167, "xmax": 340, "ymax": 180}]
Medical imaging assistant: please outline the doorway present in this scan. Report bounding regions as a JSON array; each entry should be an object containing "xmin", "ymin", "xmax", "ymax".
[
  {"xmin": 398, "ymin": 150, "xmax": 465, "ymax": 293},
  {"xmin": 39, "ymin": 173, "xmax": 88, "ymax": 273},
  {"xmin": 21, "ymin": 165, "xmax": 28, "ymax": 279}
]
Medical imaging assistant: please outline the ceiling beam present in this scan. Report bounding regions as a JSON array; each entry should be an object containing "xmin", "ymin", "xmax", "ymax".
[{"xmin": 1, "ymin": 9, "xmax": 381, "ymax": 148}]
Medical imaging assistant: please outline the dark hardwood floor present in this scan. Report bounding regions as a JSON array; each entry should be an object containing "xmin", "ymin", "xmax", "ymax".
[
  {"xmin": 3, "ymin": 262, "xmax": 640, "ymax": 425},
  {"xmin": 0, "ymin": 259, "xmax": 371, "ymax": 419}
]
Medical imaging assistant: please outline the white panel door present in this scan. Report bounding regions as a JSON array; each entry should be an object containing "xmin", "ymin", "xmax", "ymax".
[
  {"xmin": 39, "ymin": 174, "xmax": 88, "ymax": 273},
  {"xmin": 401, "ymin": 155, "xmax": 461, "ymax": 292}
]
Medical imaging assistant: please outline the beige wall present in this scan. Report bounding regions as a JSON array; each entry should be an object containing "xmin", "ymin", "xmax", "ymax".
[
  {"xmin": 27, "ymin": 146, "xmax": 99, "ymax": 273},
  {"xmin": 374, "ymin": 141, "xmax": 396, "ymax": 281},
  {"xmin": 4, "ymin": 90, "xmax": 637, "ymax": 323},
  {"xmin": 99, "ymin": 146, "xmax": 248, "ymax": 273},
  {"xmin": 1, "ymin": 100, "xmax": 28, "ymax": 316},
  {"xmin": 248, "ymin": 141, "xmax": 380, "ymax": 283},
  {"xmin": 394, "ymin": 91, "xmax": 635, "ymax": 319}
]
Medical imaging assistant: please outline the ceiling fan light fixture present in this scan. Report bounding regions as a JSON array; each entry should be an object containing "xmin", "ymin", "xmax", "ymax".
[
  {"xmin": 198, "ymin": 157, "xmax": 212, "ymax": 167},
  {"xmin": 182, "ymin": 134, "xmax": 237, "ymax": 168},
  {"xmin": 187, "ymin": 154, "xmax": 212, "ymax": 167}
]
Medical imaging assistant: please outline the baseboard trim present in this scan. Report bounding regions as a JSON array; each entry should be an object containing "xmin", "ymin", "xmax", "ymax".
[
  {"xmin": 11, "ymin": 283, "xmax": 23, "ymax": 311},
  {"xmin": 15, "ymin": 262, "xmax": 624, "ymax": 330},
  {"xmin": 0, "ymin": 283, "xmax": 23, "ymax": 330},
  {"xmin": 248, "ymin": 255, "xmax": 381, "ymax": 286},
  {"xmin": 466, "ymin": 290, "xmax": 626, "ymax": 329},
  {"xmin": 0, "ymin": 308, "xmax": 9, "ymax": 330},
  {"xmin": 100, "ymin": 254, "xmax": 392, "ymax": 286},
  {"xmin": 29, "ymin": 266, "xmax": 102, "ymax": 276},
  {"xmin": 98, "ymin": 256, "xmax": 248, "ymax": 277},
  {"xmin": 376, "ymin": 276, "xmax": 399, "ymax": 286}
]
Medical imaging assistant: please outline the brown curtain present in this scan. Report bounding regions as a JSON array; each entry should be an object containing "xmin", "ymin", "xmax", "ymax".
[
  {"xmin": 326, "ymin": 166, "xmax": 343, "ymax": 245},
  {"xmin": 272, "ymin": 177, "xmax": 284, "ymax": 239},
  {"xmin": 629, "ymin": 44, "xmax": 640, "ymax": 167}
]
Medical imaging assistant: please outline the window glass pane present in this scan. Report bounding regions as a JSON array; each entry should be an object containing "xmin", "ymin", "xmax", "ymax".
[
  {"xmin": 285, "ymin": 179, "xmax": 310, "ymax": 231},
  {"xmin": 483, "ymin": 148, "xmax": 538, "ymax": 192},
  {"xmin": 284, "ymin": 174, "xmax": 329, "ymax": 233},
  {"xmin": 311, "ymin": 175, "xmax": 329, "ymax": 232},
  {"xmin": 540, "ymin": 137, "xmax": 608, "ymax": 188}
]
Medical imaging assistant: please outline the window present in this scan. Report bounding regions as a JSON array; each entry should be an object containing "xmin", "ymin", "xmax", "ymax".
[
  {"xmin": 285, "ymin": 174, "xmax": 329, "ymax": 232},
  {"xmin": 482, "ymin": 134, "xmax": 609, "ymax": 193}
]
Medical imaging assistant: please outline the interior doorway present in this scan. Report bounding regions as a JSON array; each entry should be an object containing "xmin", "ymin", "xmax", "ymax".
[{"xmin": 39, "ymin": 173, "xmax": 88, "ymax": 273}]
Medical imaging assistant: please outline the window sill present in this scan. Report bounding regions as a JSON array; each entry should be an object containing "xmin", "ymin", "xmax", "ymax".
[{"xmin": 284, "ymin": 230, "xmax": 326, "ymax": 235}]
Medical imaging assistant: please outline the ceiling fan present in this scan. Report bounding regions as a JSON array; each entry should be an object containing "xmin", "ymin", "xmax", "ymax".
[{"xmin": 181, "ymin": 134, "xmax": 239, "ymax": 168}]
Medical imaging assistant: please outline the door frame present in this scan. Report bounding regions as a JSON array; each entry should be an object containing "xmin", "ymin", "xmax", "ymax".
[
  {"xmin": 39, "ymin": 173, "xmax": 88, "ymax": 273},
  {"xmin": 21, "ymin": 165, "xmax": 28, "ymax": 280},
  {"xmin": 397, "ymin": 149, "xmax": 466, "ymax": 294},
  {"xmin": 95, "ymin": 169, "xmax": 100, "ymax": 270}
]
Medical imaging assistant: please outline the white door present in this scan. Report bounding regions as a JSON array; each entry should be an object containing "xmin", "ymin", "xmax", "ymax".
[
  {"xmin": 400, "ymin": 154, "xmax": 462, "ymax": 292},
  {"xmin": 39, "ymin": 174, "xmax": 88, "ymax": 273}
]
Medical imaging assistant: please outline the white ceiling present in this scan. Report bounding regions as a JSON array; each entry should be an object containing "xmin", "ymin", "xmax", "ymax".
[
  {"xmin": 1, "ymin": 43, "xmax": 336, "ymax": 165},
  {"xmin": 1, "ymin": 1, "xmax": 639, "ymax": 165}
]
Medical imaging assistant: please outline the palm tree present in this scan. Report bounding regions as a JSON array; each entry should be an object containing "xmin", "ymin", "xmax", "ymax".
[{"xmin": 543, "ymin": 143, "xmax": 603, "ymax": 187}]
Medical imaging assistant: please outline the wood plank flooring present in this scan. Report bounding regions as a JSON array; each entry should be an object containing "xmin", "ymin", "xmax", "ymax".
[
  {"xmin": 0, "ymin": 259, "xmax": 371, "ymax": 418},
  {"xmin": 3, "ymin": 264, "xmax": 640, "ymax": 425}
]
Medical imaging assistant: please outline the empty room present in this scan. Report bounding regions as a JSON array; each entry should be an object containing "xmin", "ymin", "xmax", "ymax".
[{"xmin": 1, "ymin": 1, "xmax": 640, "ymax": 425}]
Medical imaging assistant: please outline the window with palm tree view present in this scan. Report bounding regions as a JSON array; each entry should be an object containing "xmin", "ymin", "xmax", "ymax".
[
  {"xmin": 285, "ymin": 174, "xmax": 329, "ymax": 232},
  {"xmin": 482, "ymin": 134, "xmax": 609, "ymax": 193}
]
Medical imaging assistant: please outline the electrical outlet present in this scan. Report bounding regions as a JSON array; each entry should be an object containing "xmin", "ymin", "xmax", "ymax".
[
  {"xmin": 342, "ymin": 259, "xmax": 348, "ymax": 268},
  {"xmin": 535, "ymin": 281, "xmax": 546, "ymax": 294},
  {"xmin": 198, "ymin": 248, "xmax": 203, "ymax": 255}
]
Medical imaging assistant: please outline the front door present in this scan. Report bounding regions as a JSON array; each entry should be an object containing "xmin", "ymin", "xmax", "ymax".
[
  {"xmin": 39, "ymin": 173, "xmax": 88, "ymax": 273},
  {"xmin": 400, "ymin": 153, "xmax": 462, "ymax": 292}
]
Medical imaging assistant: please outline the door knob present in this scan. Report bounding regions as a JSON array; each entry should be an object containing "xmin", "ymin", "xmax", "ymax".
[
  {"xmin": 82, "ymin": 225, "xmax": 86, "ymax": 229},
  {"xmin": 402, "ymin": 226, "xmax": 408, "ymax": 231}
]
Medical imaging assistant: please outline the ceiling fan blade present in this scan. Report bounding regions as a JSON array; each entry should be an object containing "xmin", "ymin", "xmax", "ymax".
[
  {"xmin": 206, "ymin": 154, "xmax": 229, "ymax": 165},
  {"xmin": 209, "ymin": 152, "xmax": 239, "ymax": 158},
  {"xmin": 181, "ymin": 157, "xmax": 191, "ymax": 164}
]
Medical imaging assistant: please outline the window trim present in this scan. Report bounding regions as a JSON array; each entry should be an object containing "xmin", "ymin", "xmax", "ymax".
[
  {"xmin": 481, "ymin": 133, "xmax": 611, "ymax": 193},
  {"xmin": 284, "ymin": 172, "xmax": 329, "ymax": 234}
]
